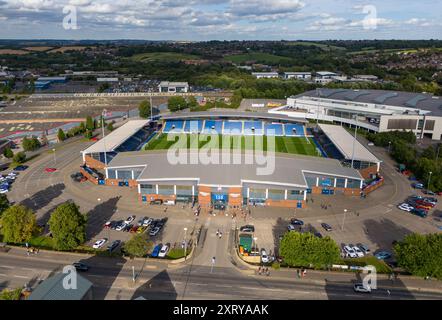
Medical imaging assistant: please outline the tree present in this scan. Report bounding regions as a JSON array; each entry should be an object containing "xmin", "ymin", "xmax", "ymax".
[
  {"xmin": 280, "ymin": 232, "xmax": 340, "ymax": 268},
  {"xmin": 0, "ymin": 288, "xmax": 22, "ymax": 300},
  {"xmin": 48, "ymin": 202, "xmax": 87, "ymax": 251},
  {"xmin": 13, "ymin": 152, "xmax": 26, "ymax": 164},
  {"xmin": 1, "ymin": 205, "xmax": 37, "ymax": 243},
  {"xmin": 168, "ymin": 96, "xmax": 187, "ymax": 112},
  {"xmin": 22, "ymin": 137, "xmax": 41, "ymax": 152},
  {"xmin": 106, "ymin": 121, "xmax": 114, "ymax": 132},
  {"xmin": 138, "ymin": 100, "xmax": 151, "ymax": 119},
  {"xmin": 394, "ymin": 233, "xmax": 442, "ymax": 279},
  {"xmin": 57, "ymin": 128, "xmax": 66, "ymax": 142},
  {"xmin": 3, "ymin": 147, "xmax": 13, "ymax": 159},
  {"xmin": 85, "ymin": 116, "xmax": 95, "ymax": 131},
  {"xmin": 123, "ymin": 234, "xmax": 153, "ymax": 257},
  {"xmin": 0, "ymin": 194, "xmax": 10, "ymax": 217},
  {"xmin": 187, "ymin": 96, "xmax": 198, "ymax": 109}
]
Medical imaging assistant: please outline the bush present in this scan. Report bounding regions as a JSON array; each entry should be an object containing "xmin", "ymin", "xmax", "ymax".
[
  {"xmin": 12, "ymin": 152, "xmax": 26, "ymax": 164},
  {"xmin": 1, "ymin": 205, "xmax": 37, "ymax": 243},
  {"xmin": 22, "ymin": 136, "xmax": 41, "ymax": 152},
  {"xmin": 271, "ymin": 261, "xmax": 281, "ymax": 270},
  {"xmin": 3, "ymin": 147, "xmax": 13, "ymax": 159}
]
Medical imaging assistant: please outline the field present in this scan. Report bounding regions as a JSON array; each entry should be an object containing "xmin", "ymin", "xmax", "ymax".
[
  {"xmin": 24, "ymin": 46, "xmax": 54, "ymax": 52},
  {"xmin": 130, "ymin": 52, "xmax": 201, "ymax": 62},
  {"xmin": 286, "ymin": 41, "xmax": 346, "ymax": 51},
  {"xmin": 0, "ymin": 49, "xmax": 29, "ymax": 55},
  {"xmin": 48, "ymin": 46, "xmax": 91, "ymax": 53},
  {"xmin": 144, "ymin": 133, "xmax": 320, "ymax": 157},
  {"xmin": 223, "ymin": 52, "xmax": 294, "ymax": 65}
]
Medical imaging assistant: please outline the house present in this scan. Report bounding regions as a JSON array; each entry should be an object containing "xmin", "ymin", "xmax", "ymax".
[{"xmin": 284, "ymin": 72, "xmax": 312, "ymax": 80}]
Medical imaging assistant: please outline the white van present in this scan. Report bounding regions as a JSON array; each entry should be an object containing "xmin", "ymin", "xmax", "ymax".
[{"xmin": 164, "ymin": 200, "xmax": 176, "ymax": 206}]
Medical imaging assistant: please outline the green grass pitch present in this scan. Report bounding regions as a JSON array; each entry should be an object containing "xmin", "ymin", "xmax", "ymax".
[{"xmin": 144, "ymin": 133, "xmax": 320, "ymax": 157}]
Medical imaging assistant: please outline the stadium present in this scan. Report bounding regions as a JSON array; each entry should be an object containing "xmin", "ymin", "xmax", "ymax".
[{"xmin": 80, "ymin": 111, "xmax": 381, "ymax": 209}]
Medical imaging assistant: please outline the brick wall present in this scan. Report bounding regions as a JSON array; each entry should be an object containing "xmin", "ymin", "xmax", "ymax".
[
  {"xmin": 265, "ymin": 199, "xmax": 305, "ymax": 208},
  {"xmin": 198, "ymin": 186, "xmax": 212, "ymax": 206},
  {"xmin": 84, "ymin": 155, "xmax": 106, "ymax": 170},
  {"xmin": 228, "ymin": 187, "xmax": 243, "ymax": 207},
  {"xmin": 80, "ymin": 168, "xmax": 98, "ymax": 185},
  {"xmin": 359, "ymin": 164, "xmax": 379, "ymax": 180}
]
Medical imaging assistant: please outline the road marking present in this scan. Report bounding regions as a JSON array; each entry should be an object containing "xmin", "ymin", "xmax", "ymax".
[
  {"xmin": 0, "ymin": 265, "xmax": 14, "ymax": 269},
  {"xmin": 13, "ymin": 275, "xmax": 29, "ymax": 279},
  {"xmin": 0, "ymin": 273, "xmax": 7, "ymax": 277}
]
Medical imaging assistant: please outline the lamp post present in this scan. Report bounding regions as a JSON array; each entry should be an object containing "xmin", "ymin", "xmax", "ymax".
[
  {"xmin": 149, "ymin": 90, "xmax": 153, "ymax": 122},
  {"xmin": 102, "ymin": 109, "xmax": 108, "ymax": 166},
  {"xmin": 388, "ymin": 141, "xmax": 392, "ymax": 153},
  {"xmin": 342, "ymin": 209, "xmax": 347, "ymax": 231},
  {"xmin": 183, "ymin": 227, "xmax": 188, "ymax": 260},
  {"xmin": 52, "ymin": 148, "xmax": 56, "ymax": 165},
  {"xmin": 428, "ymin": 171, "xmax": 433, "ymax": 190},
  {"xmin": 253, "ymin": 237, "xmax": 258, "ymax": 253},
  {"xmin": 351, "ymin": 115, "xmax": 358, "ymax": 169}
]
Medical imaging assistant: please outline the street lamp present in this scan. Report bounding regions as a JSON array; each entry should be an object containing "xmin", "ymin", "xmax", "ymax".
[
  {"xmin": 102, "ymin": 109, "xmax": 108, "ymax": 166},
  {"xmin": 351, "ymin": 115, "xmax": 358, "ymax": 169},
  {"xmin": 183, "ymin": 227, "xmax": 188, "ymax": 260},
  {"xmin": 341, "ymin": 209, "xmax": 347, "ymax": 231},
  {"xmin": 52, "ymin": 148, "xmax": 56, "ymax": 165},
  {"xmin": 253, "ymin": 237, "xmax": 258, "ymax": 253},
  {"xmin": 428, "ymin": 171, "xmax": 433, "ymax": 190},
  {"xmin": 388, "ymin": 141, "xmax": 392, "ymax": 153}
]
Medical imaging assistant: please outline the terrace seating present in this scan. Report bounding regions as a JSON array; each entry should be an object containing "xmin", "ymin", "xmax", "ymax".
[
  {"xmin": 163, "ymin": 121, "xmax": 185, "ymax": 133},
  {"xmin": 264, "ymin": 123, "xmax": 284, "ymax": 136},
  {"xmin": 183, "ymin": 120, "xmax": 204, "ymax": 134},
  {"xmin": 202, "ymin": 120, "xmax": 223, "ymax": 134},
  {"xmin": 223, "ymin": 121, "xmax": 243, "ymax": 135},
  {"xmin": 284, "ymin": 124, "xmax": 306, "ymax": 137},
  {"xmin": 244, "ymin": 121, "xmax": 264, "ymax": 135}
]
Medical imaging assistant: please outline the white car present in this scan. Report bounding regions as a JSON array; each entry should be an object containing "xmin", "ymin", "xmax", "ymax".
[
  {"xmin": 367, "ymin": 142, "xmax": 375, "ymax": 146},
  {"xmin": 124, "ymin": 215, "xmax": 136, "ymax": 224},
  {"xmin": 143, "ymin": 218, "xmax": 153, "ymax": 227},
  {"xmin": 0, "ymin": 188, "xmax": 8, "ymax": 194},
  {"xmin": 115, "ymin": 223, "xmax": 127, "ymax": 231},
  {"xmin": 354, "ymin": 283, "xmax": 372, "ymax": 293},
  {"xmin": 344, "ymin": 245, "xmax": 357, "ymax": 258},
  {"xmin": 261, "ymin": 249, "xmax": 269, "ymax": 263},
  {"xmin": 352, "ymin": 245, "xmax": 365, "ymax": 257},
  {"xmin": 92, "ymin": 238, "xmax": 107, "ymax": 249},
  {"xmin": 158, "ymin": 244, "xmax": 169, "ymax": 258},
  {"xmin": 398, "ymin": 203, "xmax": 414, "ymax": 212}
]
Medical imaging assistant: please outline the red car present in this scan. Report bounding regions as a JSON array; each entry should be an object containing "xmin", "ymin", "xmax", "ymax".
[
  {"xmin": 90, "ymin": 137, "xmax": 99, "ymax": 141},
  {"xmin": 44, "ymin": 168, "xmax": 57, "ymax": 173},
  {"xmin": 129, "ymin": 226, "xmax": 139, "ymax": 233},
  {"xmin": 416, "ymin": 199, "xmax": 435, "ymax": 208}
]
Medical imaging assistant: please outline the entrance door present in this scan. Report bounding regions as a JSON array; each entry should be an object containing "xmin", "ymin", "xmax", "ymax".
[{"xmin": 211, "ymin": 193, "xmax": 228, "ymax": 210}]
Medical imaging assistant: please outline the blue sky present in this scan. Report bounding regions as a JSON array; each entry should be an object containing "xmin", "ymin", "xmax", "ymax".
[{"xmin": 0, "ymin": 0, "xmax": 441, "ymax": 40}]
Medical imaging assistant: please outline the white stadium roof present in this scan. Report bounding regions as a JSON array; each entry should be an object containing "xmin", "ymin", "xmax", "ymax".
[
  {"xmin": 318, "ymin": 124, "xmax": 380, "ymax": 164},
  {"xmin": 82, "ymin": 120, "xmax": 149, "ymax": 154}
]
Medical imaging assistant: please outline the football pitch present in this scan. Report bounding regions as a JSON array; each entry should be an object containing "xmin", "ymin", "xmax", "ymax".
[{"xmin": 144, "ymin": 133, "xmax": 321, "ymax": 157}]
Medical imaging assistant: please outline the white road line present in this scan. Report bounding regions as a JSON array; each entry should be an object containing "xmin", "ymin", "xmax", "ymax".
[
  {"xmin": 0, "ymin": 265, "xmax": 14, "ymax": 269},
  {"xmin": 0, "ymin": 273, "xmax": 7, "ymax": 277},
  {"xmin": 13, "ymin": 275, "xmax": 29, "ymax": 279}
]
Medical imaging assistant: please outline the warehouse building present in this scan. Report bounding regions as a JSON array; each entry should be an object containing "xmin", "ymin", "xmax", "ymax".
[
  {"xmin": 284, "ymin": 72, "xmax": 311, "ymax": 80},
  {"xmin": 252, "ymin": 72, "xmax": 279, "ymax": 79},
  {"xmin": 158, "ymin": 81, "xmax": 189, "ymax": 93}
]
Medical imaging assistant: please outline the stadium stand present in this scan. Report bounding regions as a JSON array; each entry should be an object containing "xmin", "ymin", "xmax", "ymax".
[
  {"xmin": 163, "ymin": 120, "xmax": 185, "ymax": 133},
  {"xmin": 284, "ymin": 124, "xmax": 306, "ymax": 137},
  {"xmin": 223, "ymin": 121, "xmax": 243, "ymax": 135},
  {"xmin": 202, "ymin": 120, "xmax": 223, "ymax": 134},
  {"xmin": 244, "ymin": 121, "xmax": 264, "ymax": 135},
  {"xmin": 264, "ymin": 123, "xmax": 284, "ymax": 136},
  {"xmin": 115, "ymin": 127, "xmax": 152, "ymax": 152},
  {"xmin": 183, "ymin": 120, "xmax": 204, "ymax": 134}
]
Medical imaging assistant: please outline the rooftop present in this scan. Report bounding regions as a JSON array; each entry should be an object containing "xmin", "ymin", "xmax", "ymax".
[
  {"xmin": 318, "ymin": 124, "xmax": 381, "ymax": 164},
  {"xmin": 28, "ymin": 273, "xmax": 92, "ymax": 300},
  {"xmin": 161, "ymin": 111, "xmax": 308, "ymax": 123},
  {"xmin": 296, "ymin": 89, "xmax": 442, "ymax": 116},
  {"xmin": 82, "ymin": 120, "xmax": 149, "ymax": 154},
  {"xmin": 158, "ymin": 81, "xmax": 189, "ymax": 87},
  {"xmin": 107, "ymin": 150, "xmax": 363, "ymax": 187}
]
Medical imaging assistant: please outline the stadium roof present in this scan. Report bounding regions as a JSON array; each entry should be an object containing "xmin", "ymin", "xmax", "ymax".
[
  {"xmin": 161, "ymin": 111, "xmax": 308, "ymax": 123},
  {"xmin": 82, "ymin": 120, "xmax": 149, "ymax": 154},
  {"xmin": 107, "ymin": 151, "xmax": 363, "ymax": 187},
  {"xmin": 29, "ymin": 273, "xmax": 92, "ymax": 300},
  {"xmin": 296, "ymin": 89, "xmax": 442, "ymax": 116},
  {"xmin": 318, "ymin": 124, "xmax": 380, "ymax": 164}
]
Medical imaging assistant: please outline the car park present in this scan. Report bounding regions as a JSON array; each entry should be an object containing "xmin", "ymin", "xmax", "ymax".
[
  {"xmin": 352, "ymin": 245, "xmax": 365, "ymax": 257},
  {"xmin": 261, "ymin": 248, "xmax": 269, "ymax": 263},
  {"xmin": 375, "ymin": 251, "xmax": 392, "ymax": 260},
  {"xmin": 354, "ymin": 283, "xmax": 371, "ymax": 293},
  {"xmin": 343, "ymin": 245, "xmax": 357, "ymax": 258},
  {"xmin": 321, "ymin": 223, "xmax": 333, "ymax": 231},
  {"xmin": 124, "ymin": 215, "xmax": 136, "ymax": 224},
  {"xmin": 398, "ymin": 203, "xmax": 414, "ymax": 212},
  {"xmin": 240, "ymin": 225, "xmax": 255, "ymax": 233},
  {"xmin": 158, "ymin": 244, "xmax": 170, "ymax": 258},
  {"xmin": 92, "ymin": 238, "xmax": 107, "ymax": 249},
  {"xmin": 107, "ymin": 240, "xmax": 121, "ymax": 252},
  {"xmin": 357, "ymin": 243, "xmax": 370, "ymax": 255},
  {"xmin": 151, "ymin": 244, "xmax": 162, "ymax": 258},
  {"xmin": 73, "ymin": 262, "xmax": 89, "ymax": 272},
  {"xmin": 409, "ymin": 202, "xmax": 430, "ymax": 211}
]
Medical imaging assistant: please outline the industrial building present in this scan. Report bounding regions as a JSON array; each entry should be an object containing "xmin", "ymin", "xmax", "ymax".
[
  {"xmin": 158, "ymin": 81, "xmax": 189, "ymax": 93},
  {"xmin": 284, "ymin": 72, "xmax": 312, "ymax": 80},
  {"xmin": 251, "ymin": 72, "xmax": 279, "ymax": 79}
]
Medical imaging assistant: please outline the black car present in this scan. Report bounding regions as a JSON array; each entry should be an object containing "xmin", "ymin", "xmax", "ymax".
[
  {"xmin": 73, "ymin": 262, "xmax": 89, "ymax": 272},
  {"xmin": 290, "ymin": 218, "xmax": 304, "ymax": 226},
  {"xmin": 107, "ymin": 240, "xmax": 121, "ymax": 252},
  {"xmin": 314, "ymin": 232, "xmax": 323, "ymax": 238},
  {"xmin": 321, "ymin": 223, "xmax": 333, "ymax": 231},
  {"xmin": 240, "ymin": 225, "xmax": 255, "ymax": 233},
  {"xmin": 123, "ymin": 224, "xmax": 132, "ymax": 232},
  {"xmin": 150, "ymin": 199, "xmax": 163, "ymax": 205},
  {"xmin": 112, "ymin": 220, "xmax": 123, "ymax": 230},
  {"xmin": 13, "ymin": 165, "xmax": 28, "ymax": 171}
]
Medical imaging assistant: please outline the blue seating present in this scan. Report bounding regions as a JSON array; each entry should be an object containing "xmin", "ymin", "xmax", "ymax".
[
  {"xmin": 223, "ymin": 121, "xmax": 243, "ymax": 135},
  {"xmin": 183, "ymin": 120, "xmax": 204, "ymax": 133},
  {"xmin": 284, "ymin": 124, "xmax": 305, "ymax": 137},
  {"xmin": 244, "ymin": 121, "xmax": 264, "ymax": 135},
  {"xmin": 163, "ymin": 121, "xmax": 184, "ymax": 133},
  {"xmin": 264, "ymin": 123, "xmax": 283, "ymax": 136},
  {"xmin": 202, "ymin": 120, "xmax": 223, "ymax": 134}
]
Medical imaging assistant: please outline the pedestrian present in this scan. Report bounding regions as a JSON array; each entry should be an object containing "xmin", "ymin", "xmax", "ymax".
[
  {"xmin": 387, "ymin": 289, "xmax": 391, "ymax": 296},
  {"xmin": 219, "ymin": 232, "xmax": 222, "ymax": 239},
  {"xmin": 216, "ymin": 229, "xmax": 219, "ymax": 236},
  {"xmin": 258, "ymin": 267, "xmax": 262, "ymax": 275},
  {"xmin": 297, "ymin": 269, "xmax": 300, "ymax": 278}
]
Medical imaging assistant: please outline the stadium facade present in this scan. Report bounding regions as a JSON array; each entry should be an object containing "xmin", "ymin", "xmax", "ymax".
[{"xmin": 270, "ymin": 89, "xmax": 442, "ymax": 140}]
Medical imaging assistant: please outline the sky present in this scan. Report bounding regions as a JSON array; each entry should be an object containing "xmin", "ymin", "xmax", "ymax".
[{"xmin": 0, "ymin": 0, "xmax": 441, "ymax": 40}]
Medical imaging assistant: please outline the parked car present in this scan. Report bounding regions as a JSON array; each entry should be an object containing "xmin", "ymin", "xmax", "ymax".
[
  {"xmin": 72, "ymin": 262, "xmax": 89, "ymax": 272},
  {"xmin": 129, "ymin": 225, "xmax": 139, "ymax": 233},
  {"xmin": 103, "ymin": 221, "xmax": 113, "ymax": 229},
  {"xmin": 13, "ymin": 165, "xmax": 28, "ymax": 171},
  {"xmin": 415, "ymin": 199, "xmax": 435, "ymax": 208},
  {"xmin": 354, "ymin": 283, "xmax": 371, "ymax": 293},
  {"xmin": 261, "ymin": 249, "xmax": 269, "ymax": 263},
  {"xmin": 158, "ymin": 244, "xmax": 170, "ymax": 258},
  {"xmin": 321, "ymin": 223, "xmax": 333, "ymax": 231},
  {"xmin": 107, "ymin": 240, "xmax": 121, "ymax": 252},
  {"xmin": 398, "ymin": 203, "xmax": 414, "ymax": 212},
  {"xmin": 411, "ymin": 208, "xmax": 428, "ymax": 218},
  {"xmin": 151, "ymin": 244, "xmax": 162, "ymax": 258},
  {"xmin": 0, "ymin": 188, "xmax": 8, "ymax": 194},
  {"xmin": 123, "ymin": 224, "xmax": 132, "ymax": 232},
  {"xmin": 150, "ymin": 226, "xmax": 161, "ymax": 236},
  {"xmin": 423, "ymin": 189, "xmax": 436, "ymax": 196},
  {"xmin": 92, "ymin": 238, "xmax": 107, "ymax": 249},
  {"xmin": 136, "ymin": 226, "xmax": 146, "ymax": 234},
  {"xmin": 44, "ymin": 167, "xmax": 57, "ymax": 173},
  {"xmin": 290, "ymin": 218, "xmax": 304, "ymax": 225},
  {"xmin": 143, "ymin": 218, "xmax": 153, "ymax": 227},
  {"xmin": 240, "ymin": 225, "xmax": 255, "ymax": 233},
  {"xmin": 124, "ymin": 215, "xmax": 136, "ymax": 224},
  {"xmin": 137, "ymin": 217, "xmax": 146, "ymax": 226},
  {"xmin": 412, "ymin": 183, "xmax": 424, "ymax": 189},
  {"xmin": 150, "ymin": 199, "xmax": 163, "ymax": 205},
  {"xmin": 352, "ymin": 245, "xmax": 365, "ymax": 257},
  {"xmin": 287, "ymin": 224, "xmax": 299, "ymax": 231},
  {"xmin": 375, "ymin": 251, "xmax": 392, "ymax": 260},
  {"xmin": 423, "ymin": 197, "xmax": 438, "ymax": 204},
  {"xmin": 115, "ymin": 223, "xmax": 127, "ymax": 232},
  {"xmin": 357, "ymin": 243, "xmax": 370, "ymax": 255},
  {"xmin": 409, "ymin": 202, "xmax": 431, "ymax": 211},
  {"xmin": 314, "ymin": 232, "xmax": 323, "ymax": 238},
  {"xmin": 343, "ymin": 245, "xmax": 357, "ymax": 258}
]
